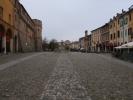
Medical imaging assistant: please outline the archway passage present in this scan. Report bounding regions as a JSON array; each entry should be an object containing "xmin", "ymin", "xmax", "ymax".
[
  {"xmin": 6, "ymin": 29, "xmax": 12, "ymax": 53},
  {"xmin": 0, "ymin": 24, "xmax": 5, "ymax": 53},
  {"xmin": 14, "ymin": 35, "xmax": 17, "ymax": 52}
]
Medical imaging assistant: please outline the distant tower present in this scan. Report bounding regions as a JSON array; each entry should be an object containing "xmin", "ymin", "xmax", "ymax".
[{"xmin": 33, "ymin": 19, "xmax": 43, "ymax": 51}]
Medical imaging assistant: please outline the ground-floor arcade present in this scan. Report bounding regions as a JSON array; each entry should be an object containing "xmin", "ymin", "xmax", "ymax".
[{"xmin": 0, "ymin": 21, "xmax": 18, "ymax": 54}]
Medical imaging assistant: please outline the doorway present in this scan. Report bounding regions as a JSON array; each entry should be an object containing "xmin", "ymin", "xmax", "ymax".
[
  {"xmin": 6, "ymin": 29, "xmax": 12, "ymax": 53},
  {"xmin": 14, "ymin": 35, "xmax": 17, "ymax": 52},
  {"xmin": 0, "ymin": 24, "xmax": 5, "ymax": 53}
]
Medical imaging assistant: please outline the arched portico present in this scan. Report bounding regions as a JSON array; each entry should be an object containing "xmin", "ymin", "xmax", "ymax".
[
  {"xmin": 6, "ymin": 29, "xmax": 13, "ymax": 53},
  {"xmin": 0, "ymin": 24, "xmax": 5, "ymax": 53},
  {"xmin": 13, "ymin": 35, "xmax": 17, "ymax": 52}
]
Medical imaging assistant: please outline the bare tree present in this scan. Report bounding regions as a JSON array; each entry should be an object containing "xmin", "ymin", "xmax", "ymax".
[
  {"xmin": 42, "ymin": 38, "xmax": 49, "ymax": 51},
  {"xmin": 48, "ymin": 39, "xmax": 59, "ymax": 51}
]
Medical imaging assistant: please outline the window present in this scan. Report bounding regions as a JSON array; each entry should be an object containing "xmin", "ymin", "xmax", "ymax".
[
  {"xmin": 117, "ymin": 31, "xmax": 120, "ymax": 38},
  {"xmin": 125, "ymin": 17, "xmax": 128, "ymax": 24},
  {"xmin": 122, "ymin": 20, "xmax": 124, "ymax": 26},
  {"xmin": 0, "ymin": 7, "xmax": 3, "ymax": 18},
  {"xmin": 125, "ymin": 30, "xmax": 128, "ymax": 37},
  {"xmin": 131, "ymin": 34, "xmax": 133, "ymax": 39},
  {"xmin": 120, "ymin": 20, "xmax": 123, "ymax": 27},
  {"xmin": 114, "ymin": 33, "xmax": 115, "ymax": 39},
  {"xmin": 111, "ymin": 34, "xmax": 112, "ymax": 40},
  {"xmin": 128, "ymin": 28, "xmax": 132, "ymax": 35},
  {"xmin": 121, "ymin": 31, "xmax": 123, "ymax": 37},
  {"xmin": 129, "ymin": 13, "xmax": 132, "ymax": 21},
  {"xmin": 110, "ymin": 25, "xmax": 112, "ymax": 29},
  {"xmin": 118, "ymin": 20, "xmax": 119, "ymax": 25},
  {"xmin": 9, "ymin": 14, "xmax": 11, "ymax": 24}
]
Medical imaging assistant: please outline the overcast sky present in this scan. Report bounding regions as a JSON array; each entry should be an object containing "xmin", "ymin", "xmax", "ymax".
[{"xmin": 20, "ymin": 0, "xmax": 133, "ymax": 41}]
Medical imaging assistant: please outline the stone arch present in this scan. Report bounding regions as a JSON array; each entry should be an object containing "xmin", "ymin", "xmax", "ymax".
[
  {"xmin": 0, "ymin": 24, "xmax": 5, "ymax": 53},
  {"xmin": 13, "ymin": 35, "xmax": 17, "ymax": 52},
  {"xmin": 6, "ymin": 28, "xmax": 12, "ymax": 38},
  {"xmin": 0, "ymin": 24, "xmax": 5, "ymax": 36},
  {"xmin": 6, "ymin": 28, "xmax": 13, "ymax": 52}
]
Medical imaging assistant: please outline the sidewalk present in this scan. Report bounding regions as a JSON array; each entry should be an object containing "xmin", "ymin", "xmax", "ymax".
[
  {"xmin": 97, "ymin": 53, "xmax": 113, "ymax": 57},
  {"xmin": 0, "ymin": 52, "xmax": 37, "ymax": 65},
  {"xmin": 0, "ymin": 53, "xmax": 43, "ymax": 71},
  {"xmin": 99, "ymin": 53, "xmax": 133, "ymax": 63},
  {"xmin": 96, "ymin": 53, "xmax": 133, "ymax": 69}
]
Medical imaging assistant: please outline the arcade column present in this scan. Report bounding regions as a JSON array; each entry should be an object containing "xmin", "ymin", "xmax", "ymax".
[
  {"xmin": 10, "ymin": 38, "xmax": 13, "ymax": 53},
  {"xmin": 4, "ymin": 35, "xmax": 6, "ymax": 54}
]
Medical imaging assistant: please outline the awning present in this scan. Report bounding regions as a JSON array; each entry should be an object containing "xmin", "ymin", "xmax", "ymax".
[{"xmin": 115, "ymin": 42, "xmax": 133, "ymax": 49}]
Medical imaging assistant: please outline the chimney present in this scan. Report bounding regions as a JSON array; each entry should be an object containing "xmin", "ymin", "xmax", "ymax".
[
  {"xmin": 122, "ymin": 9, "xmax": 124, "ymax": 13},
  {"xmin": 117, "ymin": 13, "xmax": 120, "ymax": 16},
  {"xmin": 122, "ymin": 9, "xmax": 126, "ymax": 14},
  {"xmin": 110, "ymin": 18, "xmax": 112, "ymax": 22},
  {"xmin": 85, "ymin": 30, "xmax": 88, "ymax": 36},
  {"xmin": 113, "ymin": 16, "xmax": 115, "ymax": 19}
]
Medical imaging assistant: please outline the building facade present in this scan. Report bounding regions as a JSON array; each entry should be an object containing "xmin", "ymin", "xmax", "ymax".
[
  {"xmin": 0, "ymin": 0, "xmax": 42, "ymax": 54},
  {"xmin": 119, "ymin": 12, "xmax": 129, "ymax": 45},
  {"xmin": 79, "ymin": 37, "xmax": 85, "ymax": 49},
  {"xmin": 70, "ymin": 41, "xmax": 79, "ymax": 50},
  {"xmin": 101, "ymin": 23, "xmax": 110, "ymax": 52},
  {"xmin": 0, "ymin": 0, "xmax": 14, "ymax": 53},
  {"xmin": 127, "ymin": 6, "xmax": 133, "ymax": 42},
  {"xmin": 87, "ymin": 34, "xmax": 92, "ymax": 52},
  {"xmin": 109, "ymin": 14, "xmax": 120, "ymax": 51},
  {"xmin": 78, "ymin": 5, "xmax": 133, "ymax": 53},
  {"xmin": 33, "ymin": 19, "xmax": 43, "ymax": 51},
  {"xmin": 91, "ymin": 28, "xmax": 101, "ymax": 52},
  {"xmin": 78, "ymin": 31, "xmax": 92, "ymax": 52},
  {"xmin": 84, "ymin": 30, "xmax": 89, "ymax": 51},
  {"xmin": 17, "ymin": 3, "xmax": 36, "ymax": 52}
]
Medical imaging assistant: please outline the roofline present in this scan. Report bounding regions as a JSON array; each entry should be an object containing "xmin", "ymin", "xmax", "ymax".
[{"xmin": 19, "ymin": 2, "xmax": 35, "ymax": 24}]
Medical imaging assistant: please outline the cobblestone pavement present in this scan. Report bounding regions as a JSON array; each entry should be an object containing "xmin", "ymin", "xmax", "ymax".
[
  {"xmin": 0, "ymin": 52, "xmax": 59, "ymax": 100},
  {"xmin": 0, "ymin": 53, "xmax": 37, "ymax": 65},
  {"xmin": 0, "ymin": 52, "xmax": 133, "ymax": 100},
  {"xmin": 40, "ymin": 54, "xmax": 91, "ymax": 100},
  {"xmin": 0, "ymin": 53, "xmax": 43, "ymax": 71},
  {"xmin": 69, "ymin": 52, "xmax": 133, "ymax": 100}
]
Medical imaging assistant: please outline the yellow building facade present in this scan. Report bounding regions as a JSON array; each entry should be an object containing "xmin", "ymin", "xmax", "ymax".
[
  {"xmin": 0, "ymin": 0, "xmax": 14, "ymax": 53},
  {"xmin": 91, "ymin": 28, "xmax": 101, "ymax": 52},
  {"xmin": 1, "ymin": 0, "xmax": 41, "ymax": 53},
  {"xmin": 0, "ymin": 0, "xmax": 14, "ymax": 25},
  {"xmin": 109, "ymin": 14, "xmax": 121, "ymax": 51},
  {"xmin": 128, "ymin": 8, "xmax": 133, "ymax": 42}
]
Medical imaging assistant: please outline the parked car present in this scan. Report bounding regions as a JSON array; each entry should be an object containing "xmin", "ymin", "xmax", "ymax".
[
  {"xmin": 80, "ymin": 48, "xmax": 86, "ymax": 53},
  {"xmin": 70, "ymin": 48, "xmax": 80, "ymax": 52}
]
